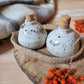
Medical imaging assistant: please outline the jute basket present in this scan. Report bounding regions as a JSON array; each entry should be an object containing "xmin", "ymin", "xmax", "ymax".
[{"xmin": 11, "ymin": 24, "xmax": 84, "ymax": 84}]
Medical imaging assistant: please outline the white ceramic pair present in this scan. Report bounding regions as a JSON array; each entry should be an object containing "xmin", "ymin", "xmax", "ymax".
[{"xmin": 18, "ymin": 19, "xmax": 80, "ymax": 57}]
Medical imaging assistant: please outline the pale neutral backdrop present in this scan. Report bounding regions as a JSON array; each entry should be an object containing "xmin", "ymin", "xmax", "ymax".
[{"xmin": 0, "ymin": 0, "xmax": 84, "ymax": 84}]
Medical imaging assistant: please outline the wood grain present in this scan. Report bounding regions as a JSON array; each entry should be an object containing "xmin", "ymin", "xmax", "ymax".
[{"xmin": 0, "ymin": 0, "xmax": 84, "ymax": 84}]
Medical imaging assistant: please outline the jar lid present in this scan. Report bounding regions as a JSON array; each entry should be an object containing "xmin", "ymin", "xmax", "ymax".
[
  {"xmin": 60, "ymin": 15, "xmax": 71, "ymax": 29},
  {"xmin": 25, "ymin": 12, "xmax": 36, "ymax": 22}
]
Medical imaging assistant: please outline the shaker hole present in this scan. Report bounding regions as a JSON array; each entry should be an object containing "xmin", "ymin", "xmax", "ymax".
[
  {"xmin": 25, "ymin": 30, "xmax": 27, "ymax": 31},
  {"xmin": 50, "ymin": 40, "xmax": 52, "ymax": 43},
  {"xmin": 58, "ymin": 36, "xmax": 61, "ymax": 38}
]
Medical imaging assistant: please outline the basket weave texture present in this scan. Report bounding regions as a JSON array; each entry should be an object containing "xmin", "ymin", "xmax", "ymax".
[{"xmin": 11, "ymin": 24, "xmax": 84, "ymax": 84}]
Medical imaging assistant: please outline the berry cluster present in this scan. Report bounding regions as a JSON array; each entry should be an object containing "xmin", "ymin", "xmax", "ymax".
[
  {"xmin": 44, "ymin": 67, "xmax": 84, "ymax": 84},
  {"xmin": 74, "ymin": 20, "xmax": 84, "ymax": 33}
]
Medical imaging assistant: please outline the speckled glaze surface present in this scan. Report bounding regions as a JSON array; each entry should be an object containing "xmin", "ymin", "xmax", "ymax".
[
  {"xmin": 18, "ymin": 20, "xmax": 47, "ymax": 49},
  {"xmin": 46, "ymin": 26, "xmax": 80, "ymax": 57}
]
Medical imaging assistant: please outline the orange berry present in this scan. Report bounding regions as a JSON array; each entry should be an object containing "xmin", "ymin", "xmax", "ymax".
[
  {"xmin": 61, "ymin": 75, "xmax": 65, "ymax": 78},
  {"xmin": 69, "ymin": 75, "xmax": 73, "ymax": 80},
  {"xmin": 56, "ymin": 71, "xmax": 62, "ymax": 76},
  {"xmin": 77, "ymin": 82, "xmax": 82, "ymax": 84},
  {"xmin": 48, "ymin": 70, "xmax": 55, "ymax": 77},
  {"xmin": 48, "ymin": 70, "xmax": 52, "ymax": 75},
  {"xmin": 61, "ymin": 79, "xmax": 66, "ymax": 84},
  {"xmin": 53, "ymin": 80, "xmax": 58, "ymax": 84},
  {"xmin": 50, "ymin": 67, "xmax": 55, "ymax": 71},
  {"xmin": 48, "ymin": 75, "xmax": 53, "ymax": 80},
  {"xmin": 69, "ymin": 71, "xmax": 72, "ymax": 74},
  {"xmin": 51, "ymin": 72, "xmax": 55, "ymax": 77},
  {"xmin": 71, "ymin": 78, "xmax": 77, "ymax": 84},
  {"xmin": 54, "ymin": 76, "xmax": 58, "ymax": 80},
  {"xmin": 61, "ymin": 69, "xmax": 65, "ymax": 73},
  {"xmin": 80, "ymin": 76, "xmax": 84, "ymax": 81},
  {"xmin": 44, "ymin": 77, "xmax": 49, "ymax": 84},
  {"xmin": 74, "ymin": 76, "xmax": 78, "ymax": 81}
]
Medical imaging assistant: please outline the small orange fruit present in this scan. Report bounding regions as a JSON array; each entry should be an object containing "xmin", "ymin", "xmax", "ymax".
[
  {"xmin": 71, "ymin": 78, "xmax": 77, "ymax": 84},
  {"xmin": 80, "ymin": 76, "xmax": 84, "ymax": 81},
  {"xmin": 69, "ymin": 75, "xmax": 73, "ymax": 80},
  {"xmin": 44, "ymin": 77, "xmax": 49, "ymax": 84},
  {"xmin": 77, "ymin": 82, "xmax": 82, "ymax": 84},
  {"xmin": 56, "ymin": 71, "xmax": 62, "ymax": 76},
  {"xmin": 61, "ymin": 79, "xmax": 66, "ymax": 84},
  {"xmin": 53, "ymin": 80, "xmax": 58, "ymax": 84}
]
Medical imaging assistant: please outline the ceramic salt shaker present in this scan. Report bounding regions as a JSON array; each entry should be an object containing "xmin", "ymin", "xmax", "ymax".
[
  {"xmin": 18, "ymin": 12, "xmax": 47, "ymax": 49},
  {"xmin": 46, "ymin": 15, "xmax": 80, "ymax": 57}
]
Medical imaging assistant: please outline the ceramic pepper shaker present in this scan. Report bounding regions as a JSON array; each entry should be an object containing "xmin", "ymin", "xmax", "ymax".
[
  {"xmin": 46, "ymin": 15, "xmax": 80, "ymax": 57},
  {"xmin": 18, "ymin": 12, "xmax": 47, "ymax": 49}
]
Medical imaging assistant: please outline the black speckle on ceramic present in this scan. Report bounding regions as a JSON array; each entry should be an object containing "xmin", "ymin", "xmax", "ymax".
[
  {"xmin": 25, "ymin": 30, "xmax": 27, "ymax": 31},
  {"xmin": 72, "ymin": 40, "xmax": 74, "ymax": 42},
  {"xmin": 31, "ymin": 30, "xmax": 33, "ymax": 32},
  {"xmin": 58, "ymin": 36, "xmax": 60, "ymax": 38},
  {"xmin": 34, "ymin": 30, "xmax": 36, "ymax": 33},
  {"xmin": 50, "ymin": 40, "xmax": 52, "ymax": 43}
]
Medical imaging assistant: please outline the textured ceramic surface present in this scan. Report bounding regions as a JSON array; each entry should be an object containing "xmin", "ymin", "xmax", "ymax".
[
  {"xmin": 46, "ymin": 26, "xmax": 80, "ymax": 57},
  {"xmin": 18, "ymin": 20, "xmax": 47, "ymax": 49}
]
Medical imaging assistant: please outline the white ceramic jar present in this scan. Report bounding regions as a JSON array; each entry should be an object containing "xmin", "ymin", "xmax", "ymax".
[
  {"xmin": 18, "ymin": 12, "xmax": 47, "ymax": 49},
  {"xmin": 46, "ymin": 15, "xmax": 80, "ymax": 57}
]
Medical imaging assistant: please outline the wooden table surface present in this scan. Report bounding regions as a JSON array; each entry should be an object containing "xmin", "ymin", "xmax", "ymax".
[{"xmin": 0, "ymin": 0, "xmax": 84, "ymax": 84}]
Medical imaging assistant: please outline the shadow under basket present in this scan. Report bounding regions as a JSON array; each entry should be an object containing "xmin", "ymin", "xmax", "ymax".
[{"xmin": 11, "ymin": 24, "xmax": 84, "ymax": 84}]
